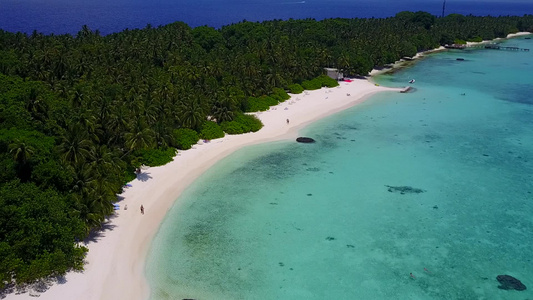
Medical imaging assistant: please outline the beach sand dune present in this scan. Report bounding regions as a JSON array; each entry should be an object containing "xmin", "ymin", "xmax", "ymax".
[{"xmin": 5, "ymin": 79, "xmax": 400, "ymax": 300}]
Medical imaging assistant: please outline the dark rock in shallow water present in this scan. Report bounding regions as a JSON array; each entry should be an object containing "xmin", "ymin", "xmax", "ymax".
[
  {"xmin": 385, "ymin": 185, "xmax": 426, "ymax": 195},
  {"xmin": 497, "ymin": 275, "xmax": 527, "ymax": 291},
  {"xmin": 296, "ymin": 137, "xmax": 315, "ymax": 143},
  {"xmin": 456, "ymin": 58, "xmax": 465, "ymax": 61}
]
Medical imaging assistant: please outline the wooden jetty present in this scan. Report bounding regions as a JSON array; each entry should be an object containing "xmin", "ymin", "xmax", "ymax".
[
  {"xmin": 400, "ymin": 86, "xmax": 412, "ymax": 93},
  {"xmin": 445, "ymin": 43, "xmax": 529, "ymax": 52},
  {"xmin": 483, "ymin": 44, "xmax": 529, "ymax": 51}
]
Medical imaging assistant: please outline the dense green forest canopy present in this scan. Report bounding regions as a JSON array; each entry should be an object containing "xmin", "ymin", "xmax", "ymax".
[{"xmin": 1, "ymin": 12, "xmax": 532, "ymax": 288}]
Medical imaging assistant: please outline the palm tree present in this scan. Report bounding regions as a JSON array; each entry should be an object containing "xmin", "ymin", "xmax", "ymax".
[
  {"xmin": 265, "ymin": 70, "xmax": 283, "ymax": 90},
  {"xmin": 87, "ymin": 180, "xmax": 115, "ymax": 218},
  {"xmin": 70, "ymin": 164, "xmax": 96, "ymax": 196},
  {"xmin": 106, "ymin": 105, "xmax": 128, "ymax": 145},
  {"xmin": 179, "ymin": 99, "xmax": 205, "ymax": 131},
  {"xmin": 72, "ymin": 194, "xmax": 101, "ymax": 234},
  {"xmin": 9, "ymin": 140, "xmax": 35, "ymax": 165},
  {"xmin": 89, "ymin": 145, "xmax": 121, "ymax": 180},
  {"xmin": 124, "ymin": 118, "xmax": 155, "ymax": 152},
  {"xmin": 53, "ymin": 53, "xmax": 68, "ymax": 79},
  {"xmin": 26, "ymin": 92, "xmax": 49, "ymax": 122},
  {"xmin": 337, "ymin": 52, "xmax": 351, "ymax": 75},
  {"xmin": 77, "ymin": 25, "xmax": 93, "ymax": 40},
  {"xmin": 58, "ymin": 124, "xmax": 94, "ymax": 165},
  {"xmin": 73, "ymin": 173, "xmax": 116, "ymax": 233},
  {"xmin": 153, "ymin": 121, "xmax": 173, "ymax": 147},
  {"xmin": 211, "ymin": 98, "xmax": 235, "ymax": 124},
  {"xmin": 70, "ymin": 85, "xmax": 85, "ymax": 108}
]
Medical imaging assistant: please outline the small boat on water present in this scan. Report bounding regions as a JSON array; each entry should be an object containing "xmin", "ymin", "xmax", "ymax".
[
  {"xmin": 409, "ymin": 79, "xmax": 415, "ymax": 84},
  {"xmin": 456, "ymin": 58, "xmax": 465, "ymax": 61}
]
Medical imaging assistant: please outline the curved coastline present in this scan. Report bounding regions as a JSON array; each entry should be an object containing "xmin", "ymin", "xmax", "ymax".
[
  {"xmin": 4, "ymin": 79, "xmax": 401, "ymax": 300},
  {"xmin": 106, "ymin": 81, "xmax": 400, "ymax": 300},
  {"xmin": 92, "ymin": 81, "xmax": 401, "ymax": 300},
  {"xmin": 369, "ymin": 31, "xmax": 532, "ymax": 78},
  {"xmin": 4, "ymin": 31, "xmax": 530, "ymax": 300}
]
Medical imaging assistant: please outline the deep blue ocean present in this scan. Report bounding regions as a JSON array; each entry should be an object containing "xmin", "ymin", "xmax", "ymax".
[{"xmin": 1, "ymin": 0, "xmax": 533, "ymax": 35}]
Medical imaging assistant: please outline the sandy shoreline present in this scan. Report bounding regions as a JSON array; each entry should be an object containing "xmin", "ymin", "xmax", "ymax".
[
  {"xmin": 5, "ymin": 31, "xmax": 530, "ymax": 300},
  {"xmin": 4, "ymin": 79, "xmax": 402, "ymax": 300},
  {"xmin": 369, "ymin": 31, "xmax": 531, "ymax": 77}
]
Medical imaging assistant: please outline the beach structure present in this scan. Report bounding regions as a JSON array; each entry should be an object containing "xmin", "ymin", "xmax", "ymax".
[
  {"xmin": 444, "ymin": 44, "xmax": 467, "ymax": 49},
  {"xmin": 400, "ymin": 86, "xmax": 412, "ymax": 93},
  {"xmin": 324, "ymin": 68, "xmax": 343, "ymax": 80},
  {"xmin": 445, "ymin": 43, "xmax": 529, "ymax": 51},
  {"xmin": 483, "ymin": 44, "xmax": 529, "ymax": 51}
]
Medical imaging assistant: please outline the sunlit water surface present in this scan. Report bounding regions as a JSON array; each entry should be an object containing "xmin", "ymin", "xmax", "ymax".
[
  {"xmin": 2, "ymin": 0, "xmax": 533, "ymax": 34},
  {"xmin": 147, "ymin": 37, "xmax": 533, "ymax": 299}
]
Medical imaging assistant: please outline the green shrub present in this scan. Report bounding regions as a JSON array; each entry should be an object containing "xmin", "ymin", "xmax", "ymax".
[
  {"xmin": 317, "ymin": 74, "xmax": 339, "ymax": 87},
  {"xmin": 221, "ymin": 114, "xmax": 263, "ymax": 134},
  {"xmin": 172, "ymin": 128, "xmax": 199, "ymax": 150},
  {"xmin": 136, "ymin": 147, "xmax": 176, "ymax": 167},
  {"xmin": 247, "ymin": 96, "xmax": 265, "ymax": 112},
  {"xmin": 199, "ymin": 121, "xmax": 224, "ymax": 140},
  {"xmin": 221, "ymin": 120, "xmax": 246, "ymax": 134},
  {"xmin": 468, "ymin": 36, "xmax": 483, "ymax": 43},
  {"xmin": 246, "ymin": 95, "xmax": 279, "ymax": 112},
  {"xmin": 246, "ymin": 89, "xmax": 291, "ymax": 112},
  {"xmin": 454, "ymin": 39, "xmax": 467, "ymax": 45},
  {"xmin": 301, "ymin": 78, "xmax": 322, "ymax": 90},
  {"xmin": 288, "ymin": 83, "xmax": 304, "ymax": 94},
  {"xmin": 238, "ymin": 114, "xmax": 263, "ymax": 132},
  {"xmin": 271, "ymin": 88, "xmax": 290, "ymax": 101},
  {"xmin": 123, "ymin": 167, "xmax": 137, "ymax": 183},
  {"xmin": 31, "ymin": 160, "xmax": 72, "ymax": 192},
  {"xmin": 0, "ymin": 181, "xmax": 88, "ymax": 287},
  {"xmin": 301, "ymin": 75, "xmax": 339, "ymax": 90}
]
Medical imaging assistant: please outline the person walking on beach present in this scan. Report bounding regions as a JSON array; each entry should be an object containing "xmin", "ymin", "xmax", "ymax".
[
  {"xmin": 286, "ymin": 118, "xmax": 290, "ymax": 124},
  {"xmin": 140, "ymin": 205, "xmax": 144, "ymax": 215}
]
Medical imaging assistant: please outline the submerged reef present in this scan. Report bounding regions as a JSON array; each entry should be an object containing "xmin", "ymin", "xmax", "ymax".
[
  {"xmin": 296, "ymin": 137, "xmax": 316, "ymax": 143},
  {"xmin": 496, "ymin": 275, "xmax": 527, "ymax": 291},
  {"xmin": 385, "ymin": 185, "xmax": 426, "ymax": 194}
]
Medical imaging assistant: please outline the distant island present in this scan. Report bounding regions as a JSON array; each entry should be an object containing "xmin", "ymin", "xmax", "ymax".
[{"xmin": 0, "ymin": 12, "xmax": 532, "ymax": 290}]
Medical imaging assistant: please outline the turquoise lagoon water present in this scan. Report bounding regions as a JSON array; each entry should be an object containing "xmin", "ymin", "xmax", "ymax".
[{"xmin": 146, "ymin": 37, "xmax": 533, "ymax": 300}]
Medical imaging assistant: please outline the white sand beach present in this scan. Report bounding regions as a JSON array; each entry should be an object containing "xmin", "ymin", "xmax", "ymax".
[
  {"xmin": 5, "ymin": 79, "xmax": 402, "ymax": 300},
  {"xmin": 370, "ymin": 32, "xmax": 531, "ymax": 76}
]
